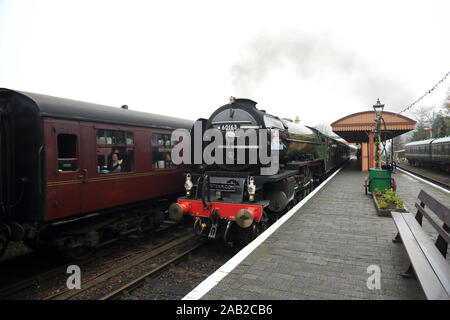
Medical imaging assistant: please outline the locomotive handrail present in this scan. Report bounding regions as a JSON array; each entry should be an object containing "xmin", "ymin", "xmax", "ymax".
[
  {"xmin": 286, "ymin": 138, "xmax": 322, "ymax": 145},
  {"xmin": 201, "ymin": 174, "xmax": 211, "ymax": 210}
]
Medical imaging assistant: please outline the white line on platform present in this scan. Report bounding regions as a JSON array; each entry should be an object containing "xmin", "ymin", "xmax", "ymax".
[
  {"xmin": 182, "ymin": 165, "xmax": 344, "ymax": 300},
  {"xmin": 397, "ymin": 168, "xmax": 449, "ymax": 194}
]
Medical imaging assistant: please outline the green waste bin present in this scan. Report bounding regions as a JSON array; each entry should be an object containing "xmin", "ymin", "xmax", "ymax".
[{"xmin": 368, "ymin": 168, "xmax": 391, "ymax": 192}]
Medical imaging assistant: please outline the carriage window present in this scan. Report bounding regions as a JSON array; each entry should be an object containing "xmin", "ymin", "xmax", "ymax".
[
  {"xmin": 152, "ymin": 133, "xmax": 176, "ymax": 169},
  {"xmin": 96, "ymin": 129, "xmax": 135, "ymax": 174},
  {"xmin": 57, "ymin": 134, "xmax": 78, "ymax": 171}
]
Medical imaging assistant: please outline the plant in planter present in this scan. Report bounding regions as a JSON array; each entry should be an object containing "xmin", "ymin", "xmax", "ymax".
[{"xmin": 373, "ymin": 188, "xmax": 406, "ymax": 216}]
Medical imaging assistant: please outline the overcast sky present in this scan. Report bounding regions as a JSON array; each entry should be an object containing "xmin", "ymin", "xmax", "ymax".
[{"xmin": 0, "ymin": 0, "xmax": 449, "ymax": 127}]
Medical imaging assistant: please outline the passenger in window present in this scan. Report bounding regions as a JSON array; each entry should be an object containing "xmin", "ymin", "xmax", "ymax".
[{"xmin": 109, "ymin": 153, "xmax": 123, "ymax": 173}]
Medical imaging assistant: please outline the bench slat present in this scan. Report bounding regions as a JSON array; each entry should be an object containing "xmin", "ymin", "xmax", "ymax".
[
  {"xmin": 402, "ymin": 213, "xmax": 450, "ymax": 296},
  {"xmin": 418, "ymin": 190, "xmax": 450, "ymax": 225},
  {"xmin": 415, "ymin": 203, "xmax": 450, "ymax": 245},
  {"xmin": 391, "ymin": 212, "xmax": 449, "ymax": 300}
]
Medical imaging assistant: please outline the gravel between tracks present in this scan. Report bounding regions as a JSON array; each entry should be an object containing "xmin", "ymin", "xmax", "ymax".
[{"xmin": 121, "ymin": 241, "xmax": 238, "ymax": 300}]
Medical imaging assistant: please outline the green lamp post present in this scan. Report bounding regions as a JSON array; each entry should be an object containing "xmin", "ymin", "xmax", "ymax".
[
  {"xmin": 367, "ymin": 98, "xmax": 393, "ymax": 193},
  {"xmin": 373, "ymin": 98, "xmax": 384, "ymax": 168}
]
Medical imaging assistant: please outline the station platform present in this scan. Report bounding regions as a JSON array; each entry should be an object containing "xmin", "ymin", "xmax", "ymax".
[{"xmin": 194, "ymin": 159, "xmax": 450, "ymax": 300}]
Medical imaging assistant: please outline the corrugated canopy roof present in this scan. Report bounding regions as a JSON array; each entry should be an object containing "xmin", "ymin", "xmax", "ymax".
[{"xmin": 331, "ymin": 111, "xmax": 416, "ymax": 143}]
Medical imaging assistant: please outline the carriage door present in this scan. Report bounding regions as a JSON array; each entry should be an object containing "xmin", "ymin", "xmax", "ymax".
[{"xmin": 46, "ymin": 120, "xmax": 82, "ymax": 221}]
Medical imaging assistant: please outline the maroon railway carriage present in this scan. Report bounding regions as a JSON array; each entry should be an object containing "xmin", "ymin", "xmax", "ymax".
[{"xmin": 0, "ymin": 88, "xmax": 192, "ymax": 259}]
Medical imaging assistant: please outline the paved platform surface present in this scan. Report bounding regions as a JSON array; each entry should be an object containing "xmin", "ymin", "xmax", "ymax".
[{"xmin": 202, "ymin": 160, "xmax": 449, "ymax": 300}]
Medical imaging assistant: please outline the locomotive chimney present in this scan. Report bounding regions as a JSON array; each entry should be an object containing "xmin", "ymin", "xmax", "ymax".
[
  {"xmin": 295, "ymin": 116, "xmax": 300, "ymax": 124},
  {"xmin": 121, "ymin": 105, "xmax": 129, "ymax": 109}
]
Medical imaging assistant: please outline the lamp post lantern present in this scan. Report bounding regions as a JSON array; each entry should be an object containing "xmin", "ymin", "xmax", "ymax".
[{"xmin": 373, "ymin": 98, "xmax": 384, "ymax": 118}]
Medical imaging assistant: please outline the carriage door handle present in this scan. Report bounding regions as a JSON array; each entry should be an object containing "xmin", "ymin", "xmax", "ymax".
[{"xmin": 78, "ymin": 169, "xmax": 88, "ymax": 183}]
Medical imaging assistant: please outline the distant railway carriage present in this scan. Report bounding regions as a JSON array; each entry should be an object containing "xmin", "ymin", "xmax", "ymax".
[
  {"xmin": 0, "ymin": 88, "xmax": 192, "ymax": 259},
  {"xmin": 405, "ymin": 136, "xmax": 450, "ymax": 172},
  {"xmin": 431, "ymin": 136, "xmax": 450, "ymax": 172},
  {"xmin": 405, "ymin": 139, "xmax": 434, "ymax": 167}
]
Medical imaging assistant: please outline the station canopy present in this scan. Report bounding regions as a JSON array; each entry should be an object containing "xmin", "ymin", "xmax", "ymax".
[{"xmin": 331, "ymin": 111, "xmax": 416, "ymax": 143}]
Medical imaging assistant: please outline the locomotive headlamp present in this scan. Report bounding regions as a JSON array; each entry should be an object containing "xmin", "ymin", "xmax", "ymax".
[
  {"xmin": 247, "ymin": 177, "xmax": 256, "ymax": 202},
  {"xmin": 229, "ymin": 96, "xmax": 235, "ymax": 104},
  {"xmin": 184, "ymin": 173, "xmax": 193, "ymax": 196},
  {"xmin": 236, "ymin": 208, "xmax": 254, "ymax": 228}
]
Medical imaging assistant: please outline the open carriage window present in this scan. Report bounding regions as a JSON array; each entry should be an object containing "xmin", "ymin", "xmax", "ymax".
[
  {"xmin": 96, "ymin": 129, "xmax": 135, "ymax": 174},
  {"xmin": 57, "ymin": 134, "xmax": 78, "ymax": 171},
  {"xmin": 152, "ymin": 133, "xmax": 177, "ymax": 169}
]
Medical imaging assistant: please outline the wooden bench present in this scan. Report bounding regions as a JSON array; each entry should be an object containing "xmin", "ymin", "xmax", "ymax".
[{"xmin": 391, "ymin": 189, "xmax": 450, "ymax": 300}]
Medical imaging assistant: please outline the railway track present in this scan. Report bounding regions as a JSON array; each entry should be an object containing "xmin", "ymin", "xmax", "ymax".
[
  {"xmin": 98, "ymin": 238, "xmax": 204, "ymax": 300},
  {"xmin": 0, "ymin": 220, "xmax": 183, "ymax": 299},
  {"xmin": 396, "ymin": 164, "xmax": 450, "ymax": 191},
  {"xmin": 45, "ymin": 232, "xmax": 204, "ymax": 300}
]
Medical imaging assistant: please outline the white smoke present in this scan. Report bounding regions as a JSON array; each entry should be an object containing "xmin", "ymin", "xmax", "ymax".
[{"xmin": 230, "ymin": 31, "xmax": 413, "ymax": 110}]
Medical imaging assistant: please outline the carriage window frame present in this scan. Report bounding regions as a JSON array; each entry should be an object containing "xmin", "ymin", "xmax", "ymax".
[
  {"xmin": 57, "ymin": 133, "xmax": 79, "ymax": 172},
  {"xmin": 95, "ymin": 129, "xmax": 136, "ymax": 175},
  {"xmin": 151, "ymin": 131, "xmax": 178, "ymax": 170}
]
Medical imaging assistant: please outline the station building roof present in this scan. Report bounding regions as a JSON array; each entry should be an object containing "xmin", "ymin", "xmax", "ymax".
[{"xmin": 331, "ymin": 110, "xmax": 416, "ymax": 143}]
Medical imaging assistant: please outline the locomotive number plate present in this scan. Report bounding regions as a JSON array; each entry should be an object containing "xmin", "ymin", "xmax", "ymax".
[{"xmin": 218, "ymin": 124, "xmax": 238, "ymax": 131}]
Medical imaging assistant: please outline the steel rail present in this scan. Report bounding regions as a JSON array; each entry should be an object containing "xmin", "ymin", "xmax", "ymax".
[
  {"xmin": 0, "ymin": 220, "xmax": 181, "ymax": 299},
  {"xmin": 396, "ymin": 165, "xmax": 450, "ymax": 192},
  {"xmin": 45, "ymin": 232, "xmax": 196, "ymax": 300},
  {"xmin": 98, "ymin": 240, "xmax": 205, "ymax": 300}
]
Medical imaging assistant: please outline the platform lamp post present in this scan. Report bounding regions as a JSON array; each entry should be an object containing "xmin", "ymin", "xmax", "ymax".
[
  {"xmin": 373, "ymin": 98, "xmax": 384, "ymax": 169},
  {"xmin": 364, "ymin": 98, "xmax": 392, "ymax": 194}
]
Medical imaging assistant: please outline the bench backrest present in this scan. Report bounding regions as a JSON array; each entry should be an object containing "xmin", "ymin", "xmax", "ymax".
[{"xmin": 415, "ymin": 190, "xmax": 450, "ymax": 257}]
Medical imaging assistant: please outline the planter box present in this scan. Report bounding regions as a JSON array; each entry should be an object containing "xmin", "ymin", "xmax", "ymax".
[{"xmin": 372, "ymin": 193, "xmax": 407, "ymax": 217}]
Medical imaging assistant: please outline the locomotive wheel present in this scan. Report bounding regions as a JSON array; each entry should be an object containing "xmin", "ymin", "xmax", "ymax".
[
  {"xmin": 193, "ymin": 219, "xmax": 205, "ymax": 237},
  {"xmin": 23, "ymin": 238, "xmax": 48, "ymax": 251},
  {"xmin": 244, "ymin": 223, "xmax": 261, "ymax": 244}
]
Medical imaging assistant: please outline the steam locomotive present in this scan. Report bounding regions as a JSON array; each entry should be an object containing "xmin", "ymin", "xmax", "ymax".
[
  {"xmin": 0, "ymin": 88, "xmax": 192, "ymax": 259},
  {"xmin": 169, "ymin": 97, "xmax": 350, "ymax": 243}
]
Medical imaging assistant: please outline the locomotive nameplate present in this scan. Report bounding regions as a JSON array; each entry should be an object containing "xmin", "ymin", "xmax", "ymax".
[{"xmin": 209, "ymin": 182, "xmax": 237, "ymax": 192}]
